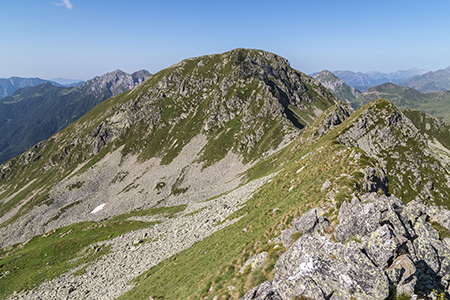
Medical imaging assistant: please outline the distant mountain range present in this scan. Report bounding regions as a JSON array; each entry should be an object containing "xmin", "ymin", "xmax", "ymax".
[
  {"xmin": 0, "ymin": 77, "xmax": 86, "ymax": 100},
  {"xmin": 314, "ymin": 70, "xmax": 450, "ymax": 122},
  {"xmin": 0, "ymin": 69, "xmax": 151, "ymax": 164},
  {"xmin": 0, "ymin": 77, "xmax": 60, "ymax": 99},
  {"xmin": 399, "ymin": 66, "xmax": 450, "ymax": 92},
  {"xmin": 49, "ymin": 77, "xmax": 85, "ymax": 87},
  {"xmin": 314, "ymin": 68, "xmax": 429, "ymax": 91},
  {"xmin": 315, "ymin": 66, "xmax": 450, "ymax": 93}
]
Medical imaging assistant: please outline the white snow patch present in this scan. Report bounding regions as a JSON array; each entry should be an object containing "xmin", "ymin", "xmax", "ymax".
[{"xmin": 90, "ymin": 203, "xmax": 105, "ymax": 214}]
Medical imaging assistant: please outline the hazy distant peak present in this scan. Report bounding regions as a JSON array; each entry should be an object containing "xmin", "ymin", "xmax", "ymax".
[{"xmin": 399, "ymin": 66, "xmax": 450, "ymax": 92}]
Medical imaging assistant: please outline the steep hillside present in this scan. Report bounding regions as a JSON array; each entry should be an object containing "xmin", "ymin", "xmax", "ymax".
[
  {"xmin": 119, "ymin": 99, "xmax": 450, "ymax": 300},
  {"xmin": 0, "ymin": 69, "xmax": 151, "ymax": 164},
  {"xmin": 399, "ymin": 67, "xmax": 450, "ymax": 93},
  {"xmin": 403, "ymin": 109, "xmax": 450, "ymax": 168}
]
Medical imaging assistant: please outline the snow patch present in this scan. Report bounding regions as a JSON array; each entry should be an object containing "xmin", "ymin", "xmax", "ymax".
[{"xmin": 91, "ymin": 203, "xmax": 105, "ymax": 214}]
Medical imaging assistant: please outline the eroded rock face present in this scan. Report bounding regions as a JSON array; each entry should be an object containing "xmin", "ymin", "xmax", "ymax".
[{"xmin": 242, "ymin": 193, "xmax": 450, "ymax": 300}]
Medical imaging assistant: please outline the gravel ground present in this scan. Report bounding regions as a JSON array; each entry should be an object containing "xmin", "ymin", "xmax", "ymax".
[{"xmin": 7, "ymin": 173, "xmax": 276, "ymax": 300}]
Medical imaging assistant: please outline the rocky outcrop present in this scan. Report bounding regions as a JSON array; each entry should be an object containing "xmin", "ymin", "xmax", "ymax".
[
  {"xmin": 306, "ymin": 103, "xmax": 354, "ymax": 143},
  {"xmin": 242, "ymin": 193, "xmax": 450, "ymax": 299},
  {"xmin": 337, "ymin": 99, "xmax": 450, "ymax": 205}
]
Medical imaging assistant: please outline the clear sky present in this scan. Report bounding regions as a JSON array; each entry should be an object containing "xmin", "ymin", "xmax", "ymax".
[{"xmin": 1, "ymin": 0, "xmax": 449, "ymax": 80}]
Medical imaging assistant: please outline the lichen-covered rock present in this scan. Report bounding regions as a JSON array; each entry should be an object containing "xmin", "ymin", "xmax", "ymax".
[
  {"xmin": 239, "ymin": 252, "xmax": 269, "ymax": 274},
  {"xmin": 334, "ymin": 196, "xmax": 381, "ymax": 243},
  {"xmin": 272, "ymin": 234, "xmax": 389, "ymax": 300},
  {"xmin": 363, "ymin": 224, "xmax": 406, "ymax": 269},
  {"xmin": 279, "ymin": 208, "xmax": 329, "ymax": 248},
  {"xmin": 243, "ymin": 192, "xmax": 450, "ymax": 299}
]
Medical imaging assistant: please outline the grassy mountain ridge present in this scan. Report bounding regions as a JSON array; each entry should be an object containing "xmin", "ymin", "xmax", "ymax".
[
  {"xmin": 0, "ymin": 49, "xmax": 341, "ymax": 298},
  {"xmin": 0, "ymin": 48, "xmax": 337, "ymax": 249},
  {"xmin": 2, "ymin": 50, "xmax": 450, "ymax": 299}
]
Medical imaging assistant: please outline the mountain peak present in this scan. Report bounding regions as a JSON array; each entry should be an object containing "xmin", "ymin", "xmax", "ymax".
[
  {"xmin": 75, "ymin": 69, "xmax": 151, "ymax": 97},
  {"xmin": 314, "ymin": 70, "xmax": 361, "ymax": 103}
]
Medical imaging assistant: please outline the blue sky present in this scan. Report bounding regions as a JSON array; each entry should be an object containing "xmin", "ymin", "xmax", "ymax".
[{"xmin": 1, "ymin": 0, "xmax": 449, "ymax": 80}]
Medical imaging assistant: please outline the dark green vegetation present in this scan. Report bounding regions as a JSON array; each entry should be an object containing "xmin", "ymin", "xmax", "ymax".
[
  {"xmin": 0, "ymin": 70, "xmax": 150, "ymax": 164},
  {"xmin": 356, "ymin": 83, "xmax": 450, "ymax": 122}
]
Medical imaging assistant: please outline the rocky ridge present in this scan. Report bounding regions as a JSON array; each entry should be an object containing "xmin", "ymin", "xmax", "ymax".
[
  {"xmin": 242, "ymin": 193, "xmax": 450, "ymax": 300},
  {"xmin": 74, "ymin": 69, "xmax": 151, "ymax": 98},
  {"xmin": 240, "ymin": 99, "xmax": 450, "ymax": 300},
  {"xmin": 336, "ymin": 100, "xmax": 450, "ymax": 205}
]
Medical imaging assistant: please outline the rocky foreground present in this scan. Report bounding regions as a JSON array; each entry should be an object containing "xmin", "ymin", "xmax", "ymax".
[{"xmin": 242, "ymin": 193, "xmax": 450, "ymax": 300}]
